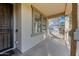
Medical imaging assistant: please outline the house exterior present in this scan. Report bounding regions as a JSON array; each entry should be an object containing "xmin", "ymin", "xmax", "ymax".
[{"xmin": 0, "ymin": 3, "xmax": 79, "ymax": 56}]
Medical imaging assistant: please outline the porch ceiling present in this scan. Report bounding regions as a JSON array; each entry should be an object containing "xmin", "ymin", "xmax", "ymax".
[{"xmin": 31, "ymin": 3, "xmax": 66, "ymax": 17}]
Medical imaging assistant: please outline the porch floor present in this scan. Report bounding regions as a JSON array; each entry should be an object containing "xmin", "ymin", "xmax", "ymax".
[{"xmin": 12, "ymin": 36, "xmax": 70, "ymax": 56}]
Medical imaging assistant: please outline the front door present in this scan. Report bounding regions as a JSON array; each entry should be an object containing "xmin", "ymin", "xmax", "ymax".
[{"xmin": 0, "ymin": 4, "xmax": 13, "ymax": 52}]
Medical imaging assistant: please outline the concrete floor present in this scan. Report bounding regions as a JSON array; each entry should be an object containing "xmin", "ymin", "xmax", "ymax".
[
  {"xmin": 47, "ymin": 38, "xmax": 70, "ymax": 56},
  {"xmin": 13, "ymin": 36, "xmax": 70, "ymax": 56}
]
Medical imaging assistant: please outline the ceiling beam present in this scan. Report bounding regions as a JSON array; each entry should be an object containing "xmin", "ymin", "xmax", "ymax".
[
  {"xmin": 64, "ymin": 3, "xmax": 67, "ymax": 15},
  {"xmin": 47, "ymin": 12, "xmax": 65, "ymax": 19}
]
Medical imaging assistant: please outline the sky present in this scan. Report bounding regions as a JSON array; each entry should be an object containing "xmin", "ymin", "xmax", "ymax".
[
  {"xmin": 49, "ymin": 16, "xmax": 65, "ymax": 26},
  {"xmin": 59, "ymin": 16, "xmax": 65, "ymax": 23}
]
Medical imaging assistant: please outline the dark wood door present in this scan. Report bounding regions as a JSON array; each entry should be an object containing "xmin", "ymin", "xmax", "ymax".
[{"xmin": 0, "ymin": 4, "xmax": 13, "ymax": 52}]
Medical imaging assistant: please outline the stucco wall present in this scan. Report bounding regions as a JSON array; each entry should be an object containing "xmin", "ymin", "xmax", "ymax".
[
  {"xmin": 65, "ymin": 3, "xmax": 72, "ymax": 15},
  {"xmin": 21, "ymin": 4, "xmax": 44, "ymax": 53},
  {"xmin": 14, "ymin": 3, "xmax": 45, "ymax": 53},
  {"xmin": 14, "ymin": 4, "xmax": 22, "ymax": 52}
]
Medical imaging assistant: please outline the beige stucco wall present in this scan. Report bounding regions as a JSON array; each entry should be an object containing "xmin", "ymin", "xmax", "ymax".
[
  {"xmin": 14, "ymin": 4, "xmax": 22, "ymax": 52},
  {"xmin": 21, "ymin": 3, "xmax": 45, "ymax": 53},
  {"xmin": 65, "ymin": 3, "xmax": 72, "ymax": 15},
  {"xmin": 14, "ymin": 3, "xmax": 45, "ymax": 53}
]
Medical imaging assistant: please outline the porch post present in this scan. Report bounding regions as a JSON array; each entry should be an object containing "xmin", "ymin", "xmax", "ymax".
[{"xmin": 71, "ymin": 3, "xmax": 77, "ymax": 56}]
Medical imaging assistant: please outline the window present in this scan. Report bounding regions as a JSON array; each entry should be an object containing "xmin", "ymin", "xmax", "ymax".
[
  {"xmin": 32, "ymin": 6, "xmax": 47, "ymax": 35},
  {"xmin": 41, "ymin": 16, "xmax": 47, "ymax": 32}
]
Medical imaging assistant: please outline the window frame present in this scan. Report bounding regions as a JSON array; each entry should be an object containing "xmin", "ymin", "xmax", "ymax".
[{"xmin": 31, "ymin": 6, "xmax": 47, "ymax": 36}]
